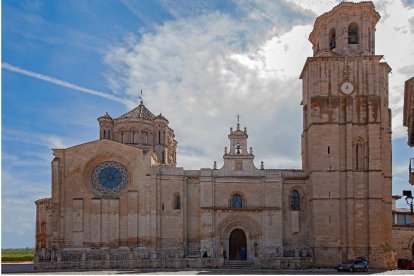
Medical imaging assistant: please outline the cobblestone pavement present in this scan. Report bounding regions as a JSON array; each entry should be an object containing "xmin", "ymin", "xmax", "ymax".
[{"xmin": 2, "ymin": 264, "xmax": 414, "ymax": 275}]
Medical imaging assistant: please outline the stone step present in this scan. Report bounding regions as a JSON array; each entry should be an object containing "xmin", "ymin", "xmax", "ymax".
[{"xmin": 223, "ymin": 261, "xmax": 254, "ymax": 269}]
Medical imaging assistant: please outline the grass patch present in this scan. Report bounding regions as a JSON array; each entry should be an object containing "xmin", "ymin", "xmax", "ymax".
[{"xmin": 2, "ymin": 248, "xmax": 35, "ymax": 262}]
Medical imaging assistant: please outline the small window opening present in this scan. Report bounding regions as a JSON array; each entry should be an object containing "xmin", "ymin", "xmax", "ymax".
[
  {"xmin": 397, "ymin": 214, "xmax": 412, "ymax": 225},
  {"xmin": 103, "ymin": 130, "xmax": 106, "ymax": 139},
  {"xmin": 348, "ymin": 23, "xmax": 359, "ymax": 44},
  {"xmin": 162, "ymin": 151, "xmax": 165, "ymax": 164},
  {"xmin": 328, "ymin": 146, "xmax": 330, "ymax": 154},
  {"xmin": 356, "ymin": 144, "xmax": 359, "ymax": 169},
  {"xmin": 368, "ymin": 29, "xmax": 371, "ymax": 51},
  {"xmin": 173, "ymin": 195, "xmax": 181, "ymax": 210},
  {"xmin": 354, "ymin": 139, "xmax": 365, "ymax": 171},
  {"xmin": 158, "ymin": 131, "xmax": 161, "ymax": 144},
  {"xmin": 329, "ymin": 28, "xmax": 336, "ymax": 50}
]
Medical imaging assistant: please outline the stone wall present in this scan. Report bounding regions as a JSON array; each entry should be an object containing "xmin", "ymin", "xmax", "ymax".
[
  {"xmin": 392, "ymin": 226, "xmax": 414, "ymax": 260},
  {"xmin": 36, "ymin": 257, "xmax": 223, "ymax": 270}
]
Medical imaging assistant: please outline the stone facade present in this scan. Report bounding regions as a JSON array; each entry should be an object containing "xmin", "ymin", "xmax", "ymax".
[
  {"xmin": 403, "ymin": 77, "xmax": 414, "ymax": 188},
  {"xmin": 398, "ymin": 56, "xmax": 414, "ymax": 263},
  {"xmin": 35, "ymin": 1, "xmax": 397, "ymax": 270},
  {"xmin": 391, "ymin": 196, "xmax": 414, "ymax": 261},
  {"xmin": 300, "ymin": 1, "xmax": 394, "ymax": 268},
  {"xmin": 403, "ymin": 77, "xmax": 414, "ymax": 147}
]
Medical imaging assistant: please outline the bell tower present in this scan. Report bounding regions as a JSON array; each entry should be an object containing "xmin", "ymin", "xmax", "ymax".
[
  {"xmin": 221, "ymin": 118, "xmax": 256, "ymax": 174},
  {"xmin": 300, "ymin": 2, "xmax": 394, "ymax": 268}
]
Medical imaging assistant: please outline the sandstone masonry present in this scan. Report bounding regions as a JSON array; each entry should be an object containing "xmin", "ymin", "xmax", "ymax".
[{"xmin": 35, "ymin": 1, "xmax": 399, "ymax": 270}]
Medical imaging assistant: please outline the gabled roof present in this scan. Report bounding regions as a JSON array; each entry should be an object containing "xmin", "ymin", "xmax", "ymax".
[{"xmin": 117, "ymin": 101, "xmax": 155, "ymax": 120}]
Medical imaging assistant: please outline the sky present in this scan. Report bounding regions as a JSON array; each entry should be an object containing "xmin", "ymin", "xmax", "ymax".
[{"xmin": 2, "ymin": 0, "xmax": 414, "ymax": 248}]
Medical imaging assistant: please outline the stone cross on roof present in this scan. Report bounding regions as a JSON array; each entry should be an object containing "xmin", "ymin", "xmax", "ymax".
[
  {"xmin": 139, "ymin": 90, "xmax": 143, "ymax": 103},
  {"xmin": 236, "ymin": 114, "xmax": 241, "ymax": 130}
]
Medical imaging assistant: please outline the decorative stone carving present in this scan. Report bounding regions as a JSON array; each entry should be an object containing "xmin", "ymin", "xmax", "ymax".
[
  {"xmin": 216, "ymin": 214, "xmax": 262, "ymax": 238},
  {"xmin": 91, "ymin": 161, "xmax": 128, "ymax": 198}
]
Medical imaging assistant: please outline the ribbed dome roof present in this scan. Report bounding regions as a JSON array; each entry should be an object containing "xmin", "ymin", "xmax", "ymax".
[{"xmin": 117, "ymin": 101, "xmax": 155, "ymax": 120}]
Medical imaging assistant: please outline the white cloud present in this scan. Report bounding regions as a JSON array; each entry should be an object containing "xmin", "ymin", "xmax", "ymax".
[
  {"xmin": 2, "ymin": 170, "xmax": 50, "ymax": 239},
  {"xmin": 43, "ymin": 136, "xmax": 66, "ymax": 149},
  {"xmin": 288, "ymin": 0, "xmax": 341, "ymax": 15},
  {"xmin": 3, "ymin": 128, "xmax": 70, "ymax": 149},
  {"xmin": 374, "ymin": 0, "xmax": 414, "ymax": 139},
  {"xmin": 289, "ymin": 0, "xmax": 414, "ymax": 142},
  {"xmin": 2, "ymin": 63, "xmax": 135, "ymax": 108},
  {"xmin": 104, "ymin": 1, "xmax": 314, "ymax": 169},
  {"xmin": 104, "ymin": 0, "xmax": 414, "ymax": 169}
]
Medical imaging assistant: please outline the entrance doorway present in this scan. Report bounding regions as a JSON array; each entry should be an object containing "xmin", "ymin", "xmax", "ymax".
[{"xmin": 229, "ymin": 228, "xmax": 247, "ymax": 260}]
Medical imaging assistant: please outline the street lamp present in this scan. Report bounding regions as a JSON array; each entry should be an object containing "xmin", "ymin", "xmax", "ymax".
[{"xmin": 403, "ymin": 190, "xmax": 413, "ymax": 213}]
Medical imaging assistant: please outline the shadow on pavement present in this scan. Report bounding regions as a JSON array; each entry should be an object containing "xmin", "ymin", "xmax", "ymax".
[{"xmin": 2, "ymin": 263, "xmax": 35, "ymax": 273}]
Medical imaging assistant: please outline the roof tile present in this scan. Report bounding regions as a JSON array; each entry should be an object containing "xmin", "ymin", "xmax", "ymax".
[{"xmin": 117, "ymin": 101, "xmax": 155, "ymax": 120}]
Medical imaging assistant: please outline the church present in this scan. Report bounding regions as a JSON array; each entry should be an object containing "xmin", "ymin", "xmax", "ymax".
[{"xmin": 35, "ymin": 1, "xmax": 397, "ymax": 270}]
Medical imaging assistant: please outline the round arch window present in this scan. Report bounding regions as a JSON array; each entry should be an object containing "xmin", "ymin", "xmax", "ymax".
[{"xmin": 232, "ymin": 194, "xmax": 243, "ymax": 208}]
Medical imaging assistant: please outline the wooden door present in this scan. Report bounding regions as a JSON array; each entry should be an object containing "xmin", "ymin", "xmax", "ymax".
[{"xmin": 229, "ymin": 228, "xmax": 247, "ymax": 260}]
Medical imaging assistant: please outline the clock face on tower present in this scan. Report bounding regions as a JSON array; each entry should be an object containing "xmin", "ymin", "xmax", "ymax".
[
  {"xmin": 341, "ymin": 81, "xmax": 354, "ymax": 95},
  {"xmin": 92, "ymin": 161, "xmax": 128, "ymax": 197}
]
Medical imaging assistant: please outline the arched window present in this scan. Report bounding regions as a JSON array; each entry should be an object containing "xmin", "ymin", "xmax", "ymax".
[
  {"xmin": 329, "ymin": 28, "xmax": 336, "ymax": 49},
  {"xmin": 348, "ymin": 23, "xmax": 359, "ymax": 44},
  {"xmin": 291, "ymin": 190, "xmax": 300, "ymax": 211},
  {"xmin": 173, "ymin": 194, "xmax": 181, "ymax": 210},
  {"xmin": 130, "ymin": 129, "xmax": 136, "ymax": 143},
  {"xmin": 355, "ymin": 142, "xmax": 364, "ymax": 170},
  {"xmin": 354, "ymin": 138, "xmax": 365, "ymax": 171},
  {"xmin": 232, "ymin": 194, "xmax": 243, "ymax": 208},
  {"xmin": 103, "ymin": 130, "xmax": 106, "ymax": 139},
  {"xmin": 142, "ymin": 131, "xmax": 148, "ymax": 144}
]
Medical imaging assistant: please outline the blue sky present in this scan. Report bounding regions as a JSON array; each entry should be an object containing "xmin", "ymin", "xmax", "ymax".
[{"xmin": 2, "ymin": 0, "xmax": 414, "ymax": 248}]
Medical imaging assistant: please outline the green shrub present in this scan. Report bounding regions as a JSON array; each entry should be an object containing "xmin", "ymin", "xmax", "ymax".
[
  {"xmin": 1, "ymin": 248, "xmax": 35, "ymax": 262},
  {"xmin": 1, "ymin": 253, "xmax": 34, "ymax": 262}
]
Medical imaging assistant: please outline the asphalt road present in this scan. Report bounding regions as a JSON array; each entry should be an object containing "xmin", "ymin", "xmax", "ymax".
[
  {"xmin": 1, "ymin": 263, "xmax": 34, "ymax": 273},
  {"xmin": 2, "ymin": 263, "xmax": 414, "ymax": 274}
]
